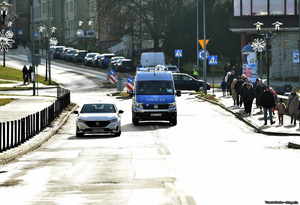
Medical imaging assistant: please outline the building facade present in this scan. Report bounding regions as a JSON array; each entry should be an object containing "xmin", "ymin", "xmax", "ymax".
[{"xmin": 230, "ymin": 0, "xmax": 300, "ymax": 80}]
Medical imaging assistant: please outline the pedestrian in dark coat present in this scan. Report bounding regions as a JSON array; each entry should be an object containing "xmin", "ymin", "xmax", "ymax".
[
  {"xmin": 22, "ymin": 65, "xmax": 28, "ymax": 85},
  {"xmin": 261, "ymin": 87, "xmax": 276, "ymax": 125},
  {"xmin": 287, "ymin": 90, "xmax": 299, "ymax": 126},
  {"xmin": 28, "ymin": 65, "xmax": 33, "ymax": 83},
  {"xmin": 234, "ymin": 75, "xmax": 246, "ymax": 107},
  {"xmin": 242, "ymin": 82, "xmax": 255, "ymax": 115},
  {"xmin": 254, "ymin": 79, "xmax": 265, "ymax": 112},
  {"xmin": 221, "ymin": 80, "xmax": 227, "ymax": 97},
  {"xmin": 227, "ymin": 70, "xmax": 235, "ymax": 96}
]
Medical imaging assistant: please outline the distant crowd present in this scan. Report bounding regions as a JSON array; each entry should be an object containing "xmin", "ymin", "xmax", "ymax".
[{"xmin": 221, "ymin": 69, "xmax": 299, "ymax": 126}]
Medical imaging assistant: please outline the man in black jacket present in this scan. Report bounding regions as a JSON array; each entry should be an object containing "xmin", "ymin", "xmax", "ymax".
[{"xmin": 260, "ymin": 87, "xmax": 276, "ymax": 125}]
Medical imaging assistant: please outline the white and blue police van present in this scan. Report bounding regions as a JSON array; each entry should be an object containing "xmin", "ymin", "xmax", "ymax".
[{"xmin": 131, "ymin": 66, "xmax": 181, "ymax": 126}]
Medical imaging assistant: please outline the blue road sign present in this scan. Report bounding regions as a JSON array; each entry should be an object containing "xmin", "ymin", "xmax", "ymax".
[
  {"xmin": 208, "ymin": 55, "xmax": 218, "ymax": 65},
  {"xmin": 198, "ymin": 49, "xmax": 209, "ymax": 60},
  {"xmin": 175, "ymin": 49, "xmax": 183, "ymax": 58}
]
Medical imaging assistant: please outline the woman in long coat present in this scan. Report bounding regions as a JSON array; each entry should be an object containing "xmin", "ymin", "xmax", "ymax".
[{"xmin": 287, "ymin": 90, "xmax": 299, "ymax": 125}]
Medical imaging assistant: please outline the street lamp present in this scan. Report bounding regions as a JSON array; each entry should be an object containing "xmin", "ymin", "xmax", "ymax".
[
  {"xmin": 0, "ymin": 1, "xmax": 12, "ymax": 67},
  {"xmin": 77, "ymin": 20, "xmax": 93, "ymax": 50},
  {"xmin": 253, "ymin": 21, "xmax": 283, "ymax": 87},
  {"xmin": 39, "ymin": 25, "xmax": 57, "ymax": 84}
]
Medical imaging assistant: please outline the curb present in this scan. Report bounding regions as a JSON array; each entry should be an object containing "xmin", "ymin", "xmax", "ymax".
[
  {"xmin": 0, "ymin": 103, "xmax": 78, "ymax": 165},
  {"xmin": 196, "ymin": 95, "xmax": 300, "ymax": 136}
]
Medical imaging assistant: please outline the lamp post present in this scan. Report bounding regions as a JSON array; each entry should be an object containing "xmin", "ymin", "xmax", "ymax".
[
  {"xmin": 77, "ymin": 20, "xmax": 93, "ymax": 51},
  {"xmin": 39, "ymin": 25, "xmax": 57, "ymax": 84},
  {"xmin": 0, "ymin": 1, "xmax": 12, "ymax": 68},
  {"xmin": 253, "ymin": 21, "xmax": 283, "ymax": 87}
]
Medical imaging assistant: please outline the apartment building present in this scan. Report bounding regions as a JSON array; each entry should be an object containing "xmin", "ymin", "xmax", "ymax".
[{"xmin": 230, "ymin": 0, "xmax": 300, "ymax": 80}]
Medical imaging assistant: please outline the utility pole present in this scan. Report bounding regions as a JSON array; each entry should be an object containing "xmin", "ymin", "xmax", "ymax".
[
  {"xmin": 196, "ymin": 0, "xmax": 199, "ymax": 68},
  {"xmin": 30, "ymin": 0, "xmax": 36, "ymax": 96},
  {"xmin": 203, "ymin": 0, "xmax": 207, "ymax": 94}
]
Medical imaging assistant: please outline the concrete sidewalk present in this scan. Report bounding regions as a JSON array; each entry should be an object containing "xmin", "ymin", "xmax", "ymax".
[{"xmin": 205, "ymin": 89, "xmax": 300, "ymax": 136}]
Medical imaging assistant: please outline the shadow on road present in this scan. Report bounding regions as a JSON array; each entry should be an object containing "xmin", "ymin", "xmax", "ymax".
[
  {"xmin": 121, "ymin": 121, "xmax": 172, "ymax": 132},
  {"xmin": 67, "ymin": 134, "xmax": 120, "ymax": 140}
]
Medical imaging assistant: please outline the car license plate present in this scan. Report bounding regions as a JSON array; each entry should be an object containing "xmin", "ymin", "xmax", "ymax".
[{"xmin": 150, "ymin": 113, "xmax": 162, "ymax": 117}]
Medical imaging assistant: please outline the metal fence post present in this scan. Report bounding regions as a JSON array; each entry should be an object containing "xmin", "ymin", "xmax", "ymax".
[
  {"xmin": 0, "ymin": 122, "xmax": 2, "ymax": 152},
  {"xmin": 6, "ymin": 122, "xmax": 9, "ymax": 149}
]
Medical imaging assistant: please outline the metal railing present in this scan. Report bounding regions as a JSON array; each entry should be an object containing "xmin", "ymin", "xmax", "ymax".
[{"xmin": 0, "ymin": 88, "xmax": 71, "ymax": 153}]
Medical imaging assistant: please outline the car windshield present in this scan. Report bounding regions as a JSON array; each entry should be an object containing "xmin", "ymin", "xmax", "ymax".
[
  {"xmin": 136, "ymin": 80, "xmax": 174, "ymax": 95},
  {"xmin": 167, "ymin": 67, "xmax": 177, "ymax": 71},
  {"xmin": 87, "ymin": 54, "xmax": 96, "ymax": 58},
  {"xmin": 80, "ymin": 104, "xmax": 116, "ymax": 113}
]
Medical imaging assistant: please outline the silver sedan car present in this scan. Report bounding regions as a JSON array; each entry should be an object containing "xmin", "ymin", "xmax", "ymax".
[{"xmin": 74, "ymin": 103, "xmax": 124, "ymax": 137}]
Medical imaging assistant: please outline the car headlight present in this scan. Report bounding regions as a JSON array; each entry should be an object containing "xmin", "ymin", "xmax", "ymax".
[
  {"xmin": 77, "ymin": 118, "xmax": 85, "ymax": 123},
  {"xmin": 111, "ymin": 118, "xmax": 118, "ymax": 123},
  {"xmin": 169, "ymin": 102, "xmax": 176, "ymax": 108},
  {"xmin": 134, "ymin": 102, "xmax": 143, "ymax": 109}
]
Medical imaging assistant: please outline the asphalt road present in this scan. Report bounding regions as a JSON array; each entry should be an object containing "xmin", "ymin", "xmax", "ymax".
[{"xmin": 1, "ymin": 54, "xmax": 300, "ymax": 205}]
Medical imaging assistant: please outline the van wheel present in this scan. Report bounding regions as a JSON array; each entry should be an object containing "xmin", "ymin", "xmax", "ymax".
[
  {"xmin": 114, "ymin": 130, "xmax": 121, "ymax": 137},
  {"xmin": 170, "ymin": 118, "xmax": 177, "ymax": 126},
  {"xmin": 132, "ymin": 117, "xmax": 139, "ymax": 126}
]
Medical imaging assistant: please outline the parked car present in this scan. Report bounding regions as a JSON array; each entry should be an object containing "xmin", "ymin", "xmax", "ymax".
[
  {"xmin": 74, "ymin": 103, "xmax": 124, "ymax": 137},
  {"xmin": 91, "ymin": 53, "xmax": 102, "ymax": 67},
  {"xmin": 53, "ymin": 46, "xmax": 65, "ymax": 59},
  {"xmin": 64, "ymin": 49, "xmax": 78, "ymax": 61},
  {"xmin": 60, "ymin": 47, "xmax": 74, "ymax": 59},
  {"xmin": 98, "ymin": 53, "xmax": 116, "ymax": 68},
  {"xmin": 84, "ymin": 53, "xmax": 99, "ymax": 66},
  {"xmin": 172, "ymin": 73, "xmax": 210, "ymax": 91},
  {"xmin": 111, "ymin": 56, "xmax": 125, "ymax": 66},
  {"xmin": 115, "ymin": 59, "xmax": 135, "ymax": 73},
  {"xmin": 165, "ymin": 65, "xmax": 180, "ymax": 73},
  {"xmin": 73, "ymin": 50, "xmax": 88, "ymax": 63}
]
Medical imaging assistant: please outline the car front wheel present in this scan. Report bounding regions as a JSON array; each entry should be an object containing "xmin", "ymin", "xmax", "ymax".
[{"xmin": 76, "ymin": 127, "xmax": 83, "ymax": 137}]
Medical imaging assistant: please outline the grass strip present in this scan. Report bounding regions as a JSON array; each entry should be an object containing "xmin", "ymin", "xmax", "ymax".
[
  {"xmin": 0, "ymin": 66, "xmax": 58, "ymax": 85},
  {"xmin": 0, "ymin": 98, "xmax": 14, "ymax": 106}
]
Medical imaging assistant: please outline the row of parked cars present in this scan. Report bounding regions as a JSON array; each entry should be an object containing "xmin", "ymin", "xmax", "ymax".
[{"xmin": 51, "ymin": 45, "xmax": 135, "ymax": 72}]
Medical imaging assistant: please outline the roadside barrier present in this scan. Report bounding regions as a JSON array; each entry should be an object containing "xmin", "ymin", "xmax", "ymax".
[{"xmin": 0, "ymin": 87, "xmax": 71, "ymax": 153}]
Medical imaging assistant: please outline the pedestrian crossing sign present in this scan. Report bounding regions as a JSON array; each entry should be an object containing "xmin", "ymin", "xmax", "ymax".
[
  {"xmin": 175, "ymin": 49, "xmax": 183, "ymax": 58},
  {"xmin": 208, "ymin": 55, "xmax": 218, "ymax": 65}
]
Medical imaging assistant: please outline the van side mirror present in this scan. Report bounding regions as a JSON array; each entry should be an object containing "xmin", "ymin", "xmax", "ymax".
[
  {"xmin": 176, "ymin": 90, "xmax": 181, "ymax": 97},
  {"xmin": 118, "ymin": 110, "xmax": 124, "ymax": 114},
  {"xmin": 73, "ymin": 110, "xmax": 79, "ymax": 115}
]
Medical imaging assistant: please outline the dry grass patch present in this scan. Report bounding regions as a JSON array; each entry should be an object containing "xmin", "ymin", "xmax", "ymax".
[{"xmin": 0, "ymin": 98, "xmax": 14, "ymax": 106}]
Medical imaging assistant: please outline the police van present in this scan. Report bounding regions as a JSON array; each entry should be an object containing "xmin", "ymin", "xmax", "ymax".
[{"xmin": 131, "ymin": 67, "xmax": 181, "ymax": 126}]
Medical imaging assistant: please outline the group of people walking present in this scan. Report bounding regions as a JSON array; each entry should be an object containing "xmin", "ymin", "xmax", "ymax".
[
  {"xmin": 222, "ymin": 70, "xmax": 300, "ymax": 126},
  {"xmin": 22, "ymin": 65, "xmax": 33, "ymax": 85}
]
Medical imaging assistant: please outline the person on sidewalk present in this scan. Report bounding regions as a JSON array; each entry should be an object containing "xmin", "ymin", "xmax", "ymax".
[
  {"xmin": 235, "ymin": 75, "xmax": 246, "ymax": 107},
  {"xmin": 242, "ymin": 81, "xmax": 255, "ymax": 116},
  {"xmin": 221, "ymin": 79, "xmax": 227, "ymax": 97},
  {"xmin": 28, "ymin": 65, "xmax": 33, "ymax": 83},
  {"xmin": 231, "ymin": 78, "xmax": 238, "ymax": 106},
  {"xmin": 22, "ymin": 65, "xmax": 28, "ymax": 85},
  {"xmin": 254, "ymin": 78, "xmax": 265, "ymax": 113},
  {"xmin": 261, "ymin": 87, "xmax": 276, "ymax": 125},
  {"xmin": 287, "ymin": 90, "xmax": 299, "ymax": 126},
  {"xmin": 226, "ymin": 70, "xmax": 235, "ymax": 96},
  {"xmin": 275, "ymin": 98, "xmax": 287, "ymax": 126}
]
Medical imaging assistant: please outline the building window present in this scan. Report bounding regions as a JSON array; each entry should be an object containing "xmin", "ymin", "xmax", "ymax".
[
  {"xmin": 286, "ymin": 0, "xmax": 296, "ymax": 15},
  {"xmin": 242, "ymin": 0, "xmax": 251, "ymax": 16},
  {"xmin": 270, "ymin": 0, "xmax": 285, "ymax": 15},
  {"xmin": 252, "ymin": 0, "xmax": 268, "ymax": 15},
  {"xmin": 234, "ymin": 0, "xmax": 241, "ymax": 16}
]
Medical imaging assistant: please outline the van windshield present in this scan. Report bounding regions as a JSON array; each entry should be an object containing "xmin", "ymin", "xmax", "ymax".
[{"xmin": 136, "ymin": 80, "xmax": 174, "ymax": 95}]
